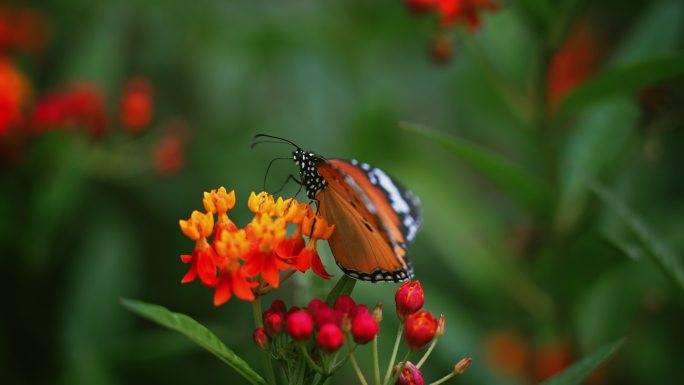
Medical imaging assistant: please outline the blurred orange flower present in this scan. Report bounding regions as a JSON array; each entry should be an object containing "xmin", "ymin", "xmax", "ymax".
[{"xmin": 484, "ymin": 330, "xmax": 530, "ymax": 377}]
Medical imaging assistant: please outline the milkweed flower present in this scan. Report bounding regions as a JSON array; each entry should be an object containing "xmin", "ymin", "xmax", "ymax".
[{"xmin": 178, "ymin": 188, "xmax": 336, "ymax": 305}]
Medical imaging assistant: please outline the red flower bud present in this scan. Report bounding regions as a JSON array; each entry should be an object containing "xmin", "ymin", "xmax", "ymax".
[
  {"xmin": 286, "ymin": 310, "xmax": 314, "ymax": 341},
  {"xmin": 316, "ymin": 323, "xmax": 344, "ymax": 352},
  {"xmin": 263, "ymin": 310, "xmax": 285, "ymax": 336},
  {"xmin": 334, "ymin": 295, "xmax": 356, "ymax": 314},
  {"xmin": 307, "ymin": 298, "xmax": 327, "ymax": 318},
  {"xmin": 351, "ymin": 312, "xmax": 379, "ymax": 344},
  {"xmin": 394, "ymin": 361, "xmax": 425, "ymax": 385},
  {"xmin": 315, "ymin": 306, "xmax": 343, "ymax": 328},
  {"xmin": 395, "ymin": 280, "xmax": 424, "ymax": 320},
  {"xmin": 404, "ymin": 311, "xmax": 437, "ymax": 350},
  {"xmin": 252, "ymin": 327, "xmax": 269, "ymax": 349},
  {"xmin": 269, "ymin": 299, "xmax": 287, "ymax": 314},
  {"xmin": 350, "ymin": 304, "xmax": 370, "ymax": 320}
]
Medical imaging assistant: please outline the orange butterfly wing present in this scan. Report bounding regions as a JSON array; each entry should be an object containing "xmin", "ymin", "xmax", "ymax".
[{"xmin": 315, "ymin": 159, "xmax": 421, "ymax": 282}]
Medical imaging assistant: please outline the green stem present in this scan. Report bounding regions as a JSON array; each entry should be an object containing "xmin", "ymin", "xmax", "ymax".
[
  {"xmin": 346, "ymin": 336, "xmax": 369, "ymax": 385},
  {"xmin": 429, "ymin": 371, "xmax": 458, "ymax": 385},
  {"xmin": 416, "ymin": 337, "xmax": 438, "ymax": 369},
  {"xmin": 387, "ymin": 351, "xmax": 412, "ymax": 385},
  {"xmin": 372, "ymin": 336, "xmax": 381, "ymax": 385},
  {"xmin": 383, "ymin": 323, "xmax": 404, "ymax": 385},
  {"xmin": 299, "ymin": 344, "xmax": 325, "ymax": 375},
  {"xmin": 329, "ymin": 344, "xmax": 356, "ymax": 373},
  {"xmin": 252, "ymin": 298, "xmax": 277, "ymax": 385}
]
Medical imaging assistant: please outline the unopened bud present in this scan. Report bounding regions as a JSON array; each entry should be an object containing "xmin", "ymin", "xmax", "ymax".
[
  {"xmin": 436, "ymin": 314, "xmax": 446, "ymax": 337},
  {"xmin": 341, "ymin": 314, "xmax": 352, "ymax": 333},
  {"xmin": 373, "ymin": 303, "xmax": 383, "ymax": 323},
  {"xmin": 454, "ymin": 357, "xmax": 472, "ymax": 374}
]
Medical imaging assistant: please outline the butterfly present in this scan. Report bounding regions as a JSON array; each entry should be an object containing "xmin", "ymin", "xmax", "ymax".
[{"xmin": 253, "ymin": 134, "xmax": 422, "ymax": 283}]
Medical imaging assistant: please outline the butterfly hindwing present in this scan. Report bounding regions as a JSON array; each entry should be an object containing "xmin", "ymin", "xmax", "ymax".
[{"xmin": 317, "ymin": 186, "xmax": 410, "ymax": 282}]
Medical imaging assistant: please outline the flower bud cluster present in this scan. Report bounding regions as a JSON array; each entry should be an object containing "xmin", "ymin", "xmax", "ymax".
[{"xmin": 253, "ymin": 295, "xmax": 380, "ymax": 354}]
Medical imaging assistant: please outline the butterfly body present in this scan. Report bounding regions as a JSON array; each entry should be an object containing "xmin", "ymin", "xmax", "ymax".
[{"xmin": 292, "ymin": 148, "xmax": 422, "ymax": 283}]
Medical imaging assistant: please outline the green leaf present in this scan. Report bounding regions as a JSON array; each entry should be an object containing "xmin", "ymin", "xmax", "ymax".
[
  {"xmin": 121, "ymin": 299, "xmax": 267, "ymax": 385},
  {"xmin": 539, "ymin": 338, "xmax": 625, "ymax": 385},
  {"xmin": 402, "ymin": 122, "xmax": 549, "ymax": 212},
  {"xmin": 589, "ymin": 181, "xmax": 684, "ymax": 293},
  {"xmin": 554, "ymin": 98, "xmax": 638, "ymax": 232},
  {"xmin": 560, "ymin": 55, "xmax": 684, "ymax": 112},
  {"xmin": 325, "ymin": 275, "xmax": 356, "ymax": 306}
]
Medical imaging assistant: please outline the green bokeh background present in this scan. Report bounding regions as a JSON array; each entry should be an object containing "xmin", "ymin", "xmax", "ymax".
[{"xmin": 2, "ymin": 0, "xmax": 684, "ymax": 384}]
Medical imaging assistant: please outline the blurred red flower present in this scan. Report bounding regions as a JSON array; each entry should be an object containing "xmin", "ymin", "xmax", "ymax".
[
  {"xmin": 0, "ymin": 5, "xmax": 46, "ymax": 54},
  {"xmin": 532, "ymin": 341, "xmax": 573, "ymax": 382},
  {"xmin": 152, "ymin": 121, "xmax": 187, "ymax": 175},
  {"xmin": 437, "ymin": 0, "xmax": 500, "ymax": 30},
  {"xmin": 31, "ymin": 83, "xmax": 107, "ymax": 137},
  {"xmin": 121, "ymin": 77, "xmax": 154, "ymax": 132},
  {"xmin": 547, "ymin": 20, "xmax": 603, "ymax": 111},
  {"xmin": 0, "ymin": 57, "xmax": 30, "ymax": 137}
]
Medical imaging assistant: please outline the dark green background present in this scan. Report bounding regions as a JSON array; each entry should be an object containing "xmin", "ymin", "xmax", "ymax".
[{"xmin": 2, "ymin": 0, "xmax": 684, "ymax": 384}]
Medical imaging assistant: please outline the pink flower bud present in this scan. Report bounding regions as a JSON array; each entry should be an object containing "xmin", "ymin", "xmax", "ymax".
[
  {"xmin": 252, "ymin": 327, "xmax": 269, "ymax": 349},
  {"xmin": 351, "ymin": 312, "xmax": 379, "ymax": 344},
  {"xmin": 394, "ymin": 361, "xmax": 424, "ymax": 385},
  {"xmin": 286, "ymin": 310, "xmax": 314, "ymax": 341},
  {"xmin": 316, "ymin": 323, "xmax": 343, "ymax": 352}
]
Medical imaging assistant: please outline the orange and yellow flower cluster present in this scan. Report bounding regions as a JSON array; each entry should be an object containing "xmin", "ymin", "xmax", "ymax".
[{"xmin": 179, "ymin": 188, "xmax": 335, "ymax": 306}]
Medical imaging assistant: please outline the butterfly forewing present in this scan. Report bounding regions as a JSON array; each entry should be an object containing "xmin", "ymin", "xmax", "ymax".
[{"xmin": 328, "ymin": 159, "xmax": 422, "ymax": 245}]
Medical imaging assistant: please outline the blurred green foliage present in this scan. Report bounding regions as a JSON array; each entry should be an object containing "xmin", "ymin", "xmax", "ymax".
[{"xmin": 1, "ymin": 0, "xmax": 684, "ymax": 384}]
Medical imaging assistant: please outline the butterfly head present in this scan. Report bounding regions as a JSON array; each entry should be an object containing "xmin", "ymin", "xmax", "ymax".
[{"xmin": 293, "ymin": 149, "xmax": 327, "ymax": 199}]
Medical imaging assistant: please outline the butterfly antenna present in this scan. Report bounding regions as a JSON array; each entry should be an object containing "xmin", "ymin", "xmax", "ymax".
[
  {"xmin": 251, "ymin": 134, "xmax": 301, "ymax": 149},
  {"xmin": 262, "ymin": 157, "xmax": 292, "ymax": 191}
]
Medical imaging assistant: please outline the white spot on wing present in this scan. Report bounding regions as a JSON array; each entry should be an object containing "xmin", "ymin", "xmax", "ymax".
[{"xmin": 369, "ymin": 168, "xmax": 410, "ymax": 214}]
